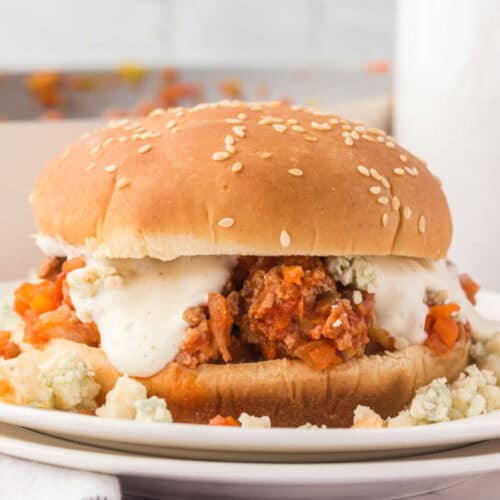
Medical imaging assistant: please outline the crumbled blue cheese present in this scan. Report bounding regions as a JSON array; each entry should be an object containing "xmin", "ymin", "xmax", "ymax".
[
  {"xmin": 450, "ymin": 365, "xmax": 500, "ymax": 418},
  {"xmin": 327, "ymin": 256, "xmax": 377, "ymax": 292},
  {"xmin": 471, "ymin": 333, "xmax": 500, "ymax": 381},
  {"xmin": 96, "ymin": 375, "xmax": 146, "ymax": 419},
  {"xmin": 134, "ymin": 396, "xmax": 172, "ymax": 423},
  {"xmin": 352, "ymin": 405, "xmax": 385, "ymax": 428},
  {"xmin": 39, "ymin": 352, "xmax": 100, "ymax": 411},
  {"xmin": 0, "ymin": 350, "xmax": 99, "ymax": 411},
  {"xmin": 409, "ymin": 378, "xmax": 452, "ymax": 423},
  {"xmin": 238, "ymin": 412, "xmax": 271, "ymax": 428}
]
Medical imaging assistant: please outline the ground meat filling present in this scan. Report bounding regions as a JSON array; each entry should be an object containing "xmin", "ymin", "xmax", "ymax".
[{"xmin": 177, "ymin": 257, "xmax": 375, "ymax": 370}]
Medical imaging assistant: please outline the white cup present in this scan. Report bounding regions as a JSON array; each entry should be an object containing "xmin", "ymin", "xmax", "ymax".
[{"xmin": 394, "ymin": 0, "xmax": 500, "ymax": 289}]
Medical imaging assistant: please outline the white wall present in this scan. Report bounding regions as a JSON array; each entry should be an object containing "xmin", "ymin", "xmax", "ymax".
[{"xmin": 0, "ymin": 0, "xmax": 395, "ymax": 69}]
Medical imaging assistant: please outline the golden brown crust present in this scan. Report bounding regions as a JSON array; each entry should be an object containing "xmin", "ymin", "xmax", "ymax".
[
  {"xmin": 44, "ymin": 337, "xmax": 469, "ymax": 427},
  {"xmin": 31, "ymin": 102, "xmax": 452, "ymax": 260}
]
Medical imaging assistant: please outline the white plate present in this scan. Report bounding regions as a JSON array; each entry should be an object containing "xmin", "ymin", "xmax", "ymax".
[
  {"xmin": 0, "ymin": 401, "xmax": 499, "ymax": 462},
  {"xmin": 0, "ymin": 281, "xmax": 499, "ymax": 462},
  {"xmin": 0, "ymin": 422, "xmax": 499, "ymax": 499}
]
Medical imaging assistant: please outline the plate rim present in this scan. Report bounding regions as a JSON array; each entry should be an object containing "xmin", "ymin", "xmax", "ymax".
[{"xmin": 0, "ymin": 422, "xmax": 500, "ymax": 485}]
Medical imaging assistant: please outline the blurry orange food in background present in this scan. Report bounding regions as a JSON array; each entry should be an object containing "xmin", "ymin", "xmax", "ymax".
[
  {"xmin": 218, "ymin": 78, "xmax": 243, "ymax": 99},
  {"xmin": 25, "ymin": 72, "xmax": 64, "ymax": 107},
  {"xmin": 118, "ymin": 63, "xmax": 148, "ymax": 86},
  {"xmin": 365, "ymin": 60, "xmax": 391, "ymax": 74}
]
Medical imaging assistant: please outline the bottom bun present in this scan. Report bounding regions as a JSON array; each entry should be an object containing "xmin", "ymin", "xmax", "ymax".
[{"xmin": 44, "ymin": 337, "xmax": 469, "ymax": 427}]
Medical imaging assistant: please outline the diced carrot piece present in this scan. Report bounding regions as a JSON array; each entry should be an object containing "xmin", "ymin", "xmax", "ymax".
[
  {"xmin": 0, "ymin": 379, "xmax": 11, "ymax": 397},
  {"xmin": 282, "ymin": 265, "xmax": 304, "ymax": 285},
  {"xmin": 209, "ymin": 415, "xmax": 240, "ymax": 427},
  {"xmin": 427, "ymin": 303, "xmax": 460, "ymax": 320},
  {"xmin": 294, "ymin": 340, "xmax": 342, "ymax": 370},
  {"xmin": 13, "ymin": 281, "xmax": 62, "ymax": 317},
  {"xmin": 459, "ymin": 273, "xmax": 480, "ymax": 305},
  {"xmin": 432, "ymin": 317, "xmax": 459, "ymax": 349},
  {"xmin": 425, "ymin": 333, "xmax": 447, "ymax": 354},
  {"xmin": 62, "ymin": 256, "xmax": 86, "ymax": 273}
]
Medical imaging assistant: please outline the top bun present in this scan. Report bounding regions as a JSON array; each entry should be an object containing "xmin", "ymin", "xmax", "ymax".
[{"xmin": 31, "ymin": 101, "xmax": 452, "ymax": 260}]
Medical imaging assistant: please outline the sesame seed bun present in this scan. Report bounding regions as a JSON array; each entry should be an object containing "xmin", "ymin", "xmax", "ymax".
[
  {"xmin": 45, "ymin": 335, "xmax": 469, "ymax": 427},
  {"xmin": 31, "ymin": 101, "xmax": 451, "ymax": 260}
]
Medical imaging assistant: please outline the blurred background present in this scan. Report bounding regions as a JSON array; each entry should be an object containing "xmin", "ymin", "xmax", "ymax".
[{"xmin": 0, "ymin": 0, "xmax": 498, "ymax": 289}]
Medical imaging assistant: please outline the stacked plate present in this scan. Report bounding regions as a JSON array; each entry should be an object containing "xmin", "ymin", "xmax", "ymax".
[{"xmin": 0, "ymin": 289, "xmax": 499, "ymax": 499}]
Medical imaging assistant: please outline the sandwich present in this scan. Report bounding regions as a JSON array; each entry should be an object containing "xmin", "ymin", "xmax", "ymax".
[{"xmin": 4, "ymin": 101, "xmax": 499, "ymax": 427}]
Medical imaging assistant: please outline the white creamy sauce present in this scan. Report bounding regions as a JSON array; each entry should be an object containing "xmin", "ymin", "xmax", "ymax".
[
  {"xmin": 368, "ymin": 257, "xmax": 500, "ymax": 346},
  {"xmin": 35, "ymin": 233, "xmax": 90, "ymax": 260},
  {"xmin": 66, "ymin": 256, "xmax": 234, "ymax": 377}
]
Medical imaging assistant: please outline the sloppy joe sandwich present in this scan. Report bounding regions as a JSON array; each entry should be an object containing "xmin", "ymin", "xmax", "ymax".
[{"xmin": 3, "ymin": 101, "xmax": 499, "ymax": 427}]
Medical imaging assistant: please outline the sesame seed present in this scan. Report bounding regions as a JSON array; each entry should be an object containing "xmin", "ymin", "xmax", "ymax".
[
  {"xmin": 166, "ymin": 120, "xmax": 177, "ymax": 129},
  {"xmin": 344, "ymin": 137, "xmax": 354, "ymax": 146},
  {"xmin": 377, "ymin": 196, "xmax": 389, "ymax": 205},
  {"xmin": 61, "ymin": 148, "xmax": 70, "ymax": 159},
  {"xmin": 225, "ymin": 144, "xmax": 236, "ymax": 154},
  {"xmin": 400, "ymin": 154, "xmax": 408, "ymax": 162},
  {"xmin": 292, "ymin": 124, "xmax": 305, "ymax": 133},
  {"xmin": 354, "ymin": 125, "xmax": 366, "ymax": 133},
  {"xmin": 329, "ymin": 118, "xmax": 340, "ymax": 125},
  {"xmin": 357, "ymin": 165, "xmax": 370, "ymax": 176},
  {"xmin": 403, "ymin": 206, "xmax": 412, "ymax": 219},
  {"xmin": 342, "ymin": 124, "xmax": 352, "ymax": 130},
  {"xmin": 405, "ymin": 166, "xmax": 419, "ymax": 176},
  {"xmin": 385, "ymin": 141, "xmax": 395, "ymax": 148},
  {"xmin": 105, "ymin": 164, "xmax": 117, "ymax": 173},
  {"xmin": 225, "ymin": 118, "xmax": 242, "ymax": 124},
  {"xmin": 232, "ymin": 126, "xmax": 246, "ymax": 138},
  {"xmin": 258, "ymin": 116, "xmax": 283, "ymax": 125},
  {"xmin": 225, "ymin": 135, "xmax": 234, "ymax": 145},
  {"xmin": 382, "ymin": 213, "xmax": 389, "ymax": 227},
  {"xmin": 342, "ymin": 131, "xmax": 350, "ymax": 138},
  {"xmin": 218, "ymin": 217, "xmax": 234, "ymax": 228},
  {"xmin": 305, "ymin": 135, "xmax": 318, "ymax": 142},
  {"xmin": 175, "ymin": 111, "xmax": 184, "ymax": 117},
  {"xmin": 89, "ymin": 145, "xmax": 101, "ymax": 155},
  {"xmin": 231, "ymin": 161, "xmax": 243, "ymax": 173},
  {"xmin": 380, "ymin": 176, "xmax": 390, "ymax": 189},
  {"xmin": 250, "ymin": 105, "xmax": 263, "ymax": 111},
  {"xmin": 394, "ymin": 167, "xmax": 405, "ymax": 176},
  {"xmin": 118, "ymin": 136, "xmax": 128, "ymax": 143},
  {"xmin": 367, "ymin": 127, "xmax": 386, "ymax": 135},
  {"xmin": 311, "ymin": 121, "xmax": 331, "ymax": 131},
  {"xmin": 257, "ymin": 151, "xmax": 272, "ymax": 159},
  {"xmin": 237, "ymin": 113, "xmax": 247, "ymax": 120},
  {"xmin": 369, "ymin": 186, "xmax": 382, "ymax": 195},
  {"xmin": 134, "ymin": 126, "xmax": 145, "ymax": 134},
  {"xmin": 288, "ymin": 168, "xmax": 303, "ymax": 177},
  {"xmin": 148, "ymin": 108, "xmax": 165, "ymax": 118},
  {"xmin": 272, "ymin": 124, "xmax": 287, "ymax": 133},
  {"xmin": 116, "ymin": 177, "xmax": 131, "ymax": 189},
  {"xmin": 291, "ymin": 105, "xmax": 302, "ymax": 111},
  {"xmin": 392, "ymin": 196, "xmax": 401, "ymax": 210},
  {"xmin": 376, "ymin": 136, "xmax": 385, "ymax": 143},
  {"xmin": 280, "ymin": 230, "xmax": 291, "ymax": 248},
  {"xmin": 287, "ymin": 118, "xmax": 299, "ymax": 125},
  {"xmin": 352, "ymin": 290, "xmax": 363, "ymax": 304},
  {"xmin": 362, "ymin": 134, "xmax": 375, "ymax": 142},
  {"xmin": 418, "ymin": 215, "xmax": 426, "ymax": 233},
  {"xmin": 137, "ymin": 144, "xmax": 152, "ymax": 154},
  {"xmin": 86, "ymin": 162, "xmax": 95, "ymax": 171},
  {"xmin": 212, "ymin": 151, "xmax": 230, "ymax": 161},
  {"xmin": 350, "ymin": 130, "xmax": 360, "ymax": 140},
  {"xmin": 370, "ymin": 168, "xmax": 381, "ymax": 180}
]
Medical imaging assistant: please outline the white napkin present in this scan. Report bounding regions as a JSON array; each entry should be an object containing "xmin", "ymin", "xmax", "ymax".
[{"xmin": 0, "ymin": 453, "xmax": 120, "ymax": 500}]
